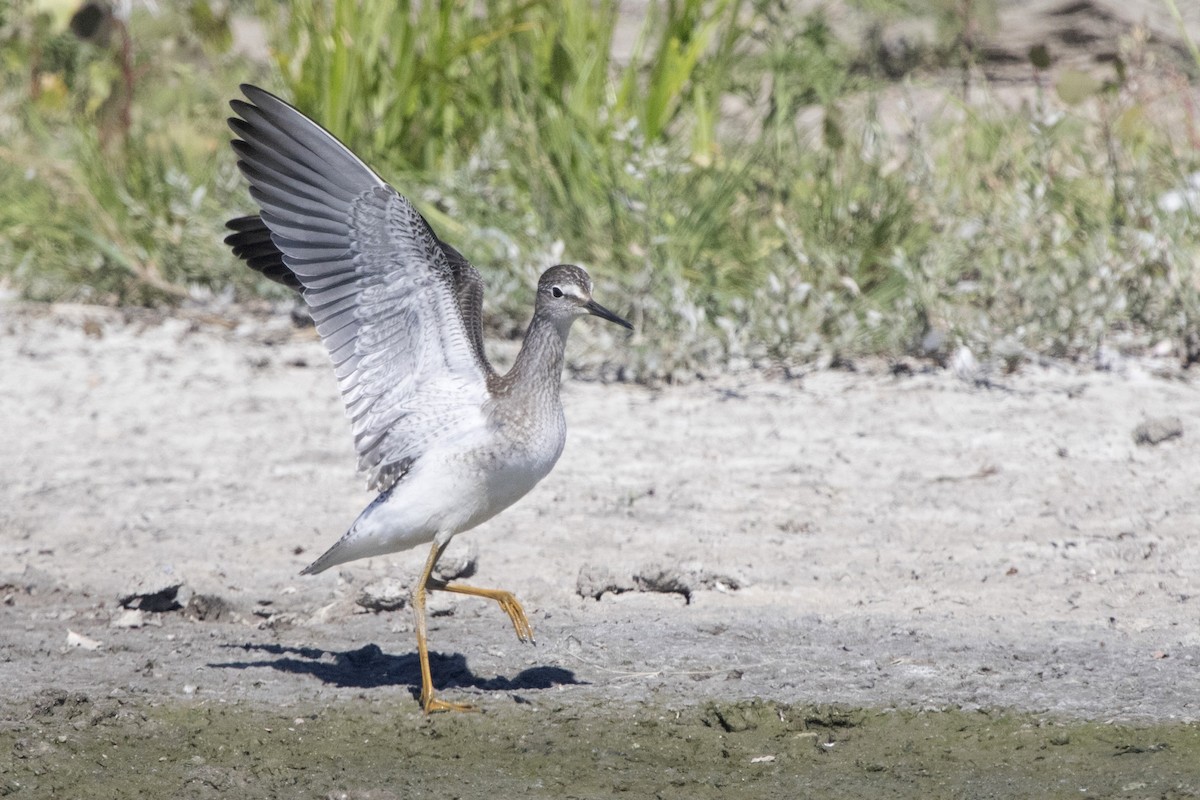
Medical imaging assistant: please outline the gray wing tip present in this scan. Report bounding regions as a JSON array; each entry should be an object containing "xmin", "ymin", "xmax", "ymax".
[
  {"xmin": 227, "ymin": 106, "xmax": 253, "ymax": 139},
  {"xmin": 228, "ymin": 84, "xmax": 292, "ymax": 123},
  {"xmin": 238, "ymin": 83, "xmax": 279, "ymax": 106}
]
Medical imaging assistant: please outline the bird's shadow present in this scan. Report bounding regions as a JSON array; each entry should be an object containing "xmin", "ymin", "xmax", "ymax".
[{"xmin": 209, "ymin": 642, "xmax": 582, "ymax": 700}]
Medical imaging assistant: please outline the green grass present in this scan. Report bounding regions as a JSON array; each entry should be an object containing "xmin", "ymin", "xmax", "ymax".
[{"xmin": 0, "ymin": 0, "xmax": 1197, "ymax": 376}]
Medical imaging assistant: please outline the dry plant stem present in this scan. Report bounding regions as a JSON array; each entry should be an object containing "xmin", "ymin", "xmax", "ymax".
[{"xmin": 1162, "ymin": 0, "xmax": 1200, "ymax": 70}]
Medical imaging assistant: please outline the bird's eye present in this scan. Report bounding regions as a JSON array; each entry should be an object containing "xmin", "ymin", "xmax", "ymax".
[{"xmin": 551, "ymin": 286, "xmax": 563, "ymax": 298}]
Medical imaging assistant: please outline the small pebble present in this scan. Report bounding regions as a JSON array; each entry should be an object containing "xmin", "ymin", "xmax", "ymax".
[
  {"xmin": 111, "ymin": 609, "xmax": 146, "ymax": 629},
  {"xmin": 1133, "ymin": 417, "xmax": 1183, "ymax": 446},
  {"xmin": 356, "ymin": 578, "xmax": 408, "ymax": 612},
  {"xmin": 66, "ymin": 630, "xmax": 102, "ymax": 651}
]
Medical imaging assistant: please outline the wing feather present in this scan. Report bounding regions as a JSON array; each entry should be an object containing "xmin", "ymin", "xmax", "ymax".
[
  {"xmin": 224, "ymin": 215, "xmax": 302, "ymax": 290},
  {"xmin": 227, "ymin": 84, "xmax": 495, "ymax": 490}
]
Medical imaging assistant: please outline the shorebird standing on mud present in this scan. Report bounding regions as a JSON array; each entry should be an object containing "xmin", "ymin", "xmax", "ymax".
[{"xmin": 224, "ymin": 85, "xmax": 632, "ymax": 713}]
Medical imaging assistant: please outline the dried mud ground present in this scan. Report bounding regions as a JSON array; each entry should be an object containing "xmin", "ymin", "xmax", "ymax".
[{"xmin": 1, "ymin": 303, "xmax": 1199, "ymax": 798}]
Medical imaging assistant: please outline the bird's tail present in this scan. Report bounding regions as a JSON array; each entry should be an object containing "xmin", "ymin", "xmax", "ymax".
[
  {"xmin": 299, "ymin": 544, "xmax": 341, "ymax": 576},
  {"xmin": 298, "ymin": 485, "xmax": 421, "ymax": 575}
]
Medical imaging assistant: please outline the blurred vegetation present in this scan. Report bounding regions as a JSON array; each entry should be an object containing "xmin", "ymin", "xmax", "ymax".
[{"xmin": 0, "ymin": 0, "xmax": 1197, "ymax": 377}]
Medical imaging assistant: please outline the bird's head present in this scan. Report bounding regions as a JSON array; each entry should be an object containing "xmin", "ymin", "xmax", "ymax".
[{"xmin": 536, "ymin": 264, "xmax": 633, "ymax": 332}]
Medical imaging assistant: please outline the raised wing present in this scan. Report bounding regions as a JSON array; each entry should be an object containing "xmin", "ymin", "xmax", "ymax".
[
  {"xmin": 228, "ymin": 84, "xmax": 493, "ymax": 491},
  {"xmin": 226, "ymin": 213, "xmax": 490, "ymax": 366}
]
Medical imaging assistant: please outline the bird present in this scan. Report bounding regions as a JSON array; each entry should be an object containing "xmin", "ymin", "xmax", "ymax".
[{"xmin": 223, "ymin": 84, "xmax": 632, "ymax": 713}]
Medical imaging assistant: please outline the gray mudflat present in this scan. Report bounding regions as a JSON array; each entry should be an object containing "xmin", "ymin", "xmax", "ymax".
[{"xmin": 2, "ymin": 305, "xmax": 1197, "ymax": 722}]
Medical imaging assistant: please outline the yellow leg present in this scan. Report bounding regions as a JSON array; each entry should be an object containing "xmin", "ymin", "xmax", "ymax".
[
  {"xmin": 413, "ymin": 540, "xmax": 473, "ymax": 714},
  {"xmin": 432, "ymin": 582, "xmax": 535, "ymax": 644}
]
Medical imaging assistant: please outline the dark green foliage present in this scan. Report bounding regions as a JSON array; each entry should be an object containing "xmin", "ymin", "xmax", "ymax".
[{"xmin": 0, "ymin": 1, "xmax": 1196, "ymax": 376}]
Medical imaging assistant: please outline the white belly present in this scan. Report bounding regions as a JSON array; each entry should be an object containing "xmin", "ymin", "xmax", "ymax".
[{"xmin": 302, "ymin": 425, "xmax": 565, "ymax": 573}]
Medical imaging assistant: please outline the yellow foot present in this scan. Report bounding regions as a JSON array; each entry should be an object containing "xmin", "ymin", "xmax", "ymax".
[
  {"xmin": 493, "ymin": 591, "xmax": 535, "ymax": 644},
  {"xmin": 423, "ymin": 695, "xmax": 476, "ymax": 714},
  {"xmin": 436, "ymin": 583, "xmax": 536, "ymax": 644}
]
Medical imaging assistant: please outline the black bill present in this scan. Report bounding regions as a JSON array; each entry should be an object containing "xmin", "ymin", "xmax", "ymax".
[{"xmin": 586, "ymin": 299, "xmax": 633, "ymax": 330}]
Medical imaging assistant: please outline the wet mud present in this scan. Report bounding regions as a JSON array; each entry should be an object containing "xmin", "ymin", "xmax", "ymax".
[{"xmin": 4, "ymin": 692, "xmax": 1198, "ymax": 799}]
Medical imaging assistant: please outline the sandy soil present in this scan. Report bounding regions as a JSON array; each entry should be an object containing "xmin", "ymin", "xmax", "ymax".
[{"xmin": 2, "ymin": 301, "xmax": 1197, "ymax": 727}]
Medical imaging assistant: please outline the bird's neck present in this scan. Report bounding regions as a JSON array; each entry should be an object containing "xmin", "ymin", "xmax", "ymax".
[{"xmin": 499, "ymin": 312, "xmax": 569, "ymax": 401}]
